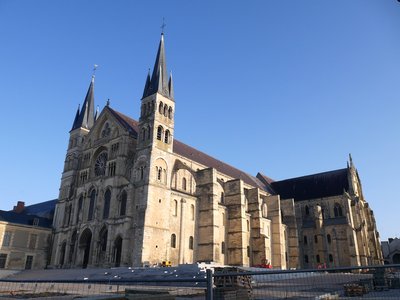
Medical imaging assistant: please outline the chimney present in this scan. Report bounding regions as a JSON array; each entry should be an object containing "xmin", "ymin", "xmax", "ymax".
[
  {"xmin": 389, "ymin": 238, "xmax": 394, "ymax": 244},
  {"xmin": 13, "ymin": 201, "xmax": 25, "ymax": 213}
]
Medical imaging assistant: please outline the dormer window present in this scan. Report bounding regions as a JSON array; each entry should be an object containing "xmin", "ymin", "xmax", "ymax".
[{"xmin": 33, "ymin": 218, "xmax": 39, "ymax": 226}]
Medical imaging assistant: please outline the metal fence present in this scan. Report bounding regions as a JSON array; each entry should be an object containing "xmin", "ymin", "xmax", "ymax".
[
  {"xmin": 0, "ymin": 265, "xmax": 399, "ymax": 299},
  {"xmin": 213, "ymin": 264, "xmax": 400, "ymax": 299}
]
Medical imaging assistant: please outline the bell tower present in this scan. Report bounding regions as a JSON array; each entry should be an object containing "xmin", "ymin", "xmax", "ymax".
[{"xmin": 137, "ymin": 33, "xmax": 174, "ymax": 153}]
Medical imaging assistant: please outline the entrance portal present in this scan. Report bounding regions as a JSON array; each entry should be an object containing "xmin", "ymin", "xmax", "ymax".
[
  {"xmin": 79, "ymin": 228, "xmax": 92, "ymax": 268},
  {"xmin": 114, "ymin": 236, "xmax": 122, "ymax": 267}
]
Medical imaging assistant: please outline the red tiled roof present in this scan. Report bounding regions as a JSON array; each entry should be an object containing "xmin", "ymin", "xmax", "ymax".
[{"xmin": 108, "ymin": 107, "xmax": 268, "ymax": 190}]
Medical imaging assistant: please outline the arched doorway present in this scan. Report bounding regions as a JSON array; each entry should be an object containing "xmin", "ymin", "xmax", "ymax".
[
  {"xmin": 59, "ymin": 241, "xmax": 66, "ymax": 267},
  {"xmin": 393, "ymin": 253, "xmax": 400, "ymax": 264},
  {"xmin": 79, "ymin": 228, "xmax": 92, "ymax": 268},
  {"xmin": 113, "ymin": 236, "xmax": 123, "ymax": 267},
  {"xmin": 98, "ymin": 226, "xmax": 108, "ymax": 265}
]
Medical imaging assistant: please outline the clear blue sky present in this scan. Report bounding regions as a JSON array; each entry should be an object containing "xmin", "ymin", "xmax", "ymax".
[{"xmin": 0, "ymin": 1, "xmax": 399, "ymax": 240}]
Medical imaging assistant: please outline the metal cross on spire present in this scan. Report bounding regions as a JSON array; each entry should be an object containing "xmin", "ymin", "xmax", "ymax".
[{"xmin": 161, "ymin": 17, "xmax": 166, "ymax": 34}]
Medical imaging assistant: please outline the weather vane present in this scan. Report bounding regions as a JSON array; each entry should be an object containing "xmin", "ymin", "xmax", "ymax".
[
  {"xmin": 161, "ymin": 18, "xmax": 166, "ymax": 34},
  {"xmin": 92, "ymin": 64, "xmax": 98, "ymax": 77}
]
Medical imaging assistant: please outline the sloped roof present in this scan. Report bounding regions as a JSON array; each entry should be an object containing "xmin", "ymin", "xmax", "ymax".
[
  {"xmin": 24, "ymin": 199, "xmax": 57, "ymax": 219},
  {"xmin": 271, "ymin": 168, "xmax": 349, "ymax": 201},
  {"xmin": 108, "ymin": 108, "xmax": 268, "ymax": 190},
  {"xmin": 0, "ymin": 210, "xmax": 53, "ymax": 228}
]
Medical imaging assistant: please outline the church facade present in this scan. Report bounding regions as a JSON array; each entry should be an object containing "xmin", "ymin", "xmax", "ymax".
[{"xmin": 50, "ymin": 34, "xmax": 383, "ymax": 269}]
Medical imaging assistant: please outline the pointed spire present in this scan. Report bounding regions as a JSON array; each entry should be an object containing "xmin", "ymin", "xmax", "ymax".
[
  {"xmin": 71, "ymin": 104, "xmax": 80, "ymax": 130},
  {"xmin": 142, "ymin": 69, "xmax": 151, "ymax": 99},
  {"xmin": 142, "ymin": 34, "xmax": 174, "ymax": 100},
  {"xmin": 71, "ymin": 76, "xmax": 95, "ymax": 131},
  {"xmin": 168, "ymin": 71, "xmax": 174, "ymax": 99}
]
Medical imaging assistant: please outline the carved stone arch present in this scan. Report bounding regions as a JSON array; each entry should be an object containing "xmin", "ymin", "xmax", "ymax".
[
  {"xmin": 171, "ymin": 159, "xmax": 196, "ymax": 178},
  {"xmin": 78, "ymin": 227, "xmax": 93, "ymax": 268},
  {"xmin": 170, "ymin": 159, "xmax": 197, "ymax": 192}
]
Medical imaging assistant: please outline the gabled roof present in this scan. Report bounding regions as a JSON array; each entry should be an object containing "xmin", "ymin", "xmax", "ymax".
[
  {"xmin": 107, "ymin": 108, "xmax": 268, "ymax": 190},
  {"xmin": 271, "ymin": 168, "xmax": 349, "ymax": 201},
  {"xmin": 0, "ymin": 210, "xmax": 53, "ymax": 228}
]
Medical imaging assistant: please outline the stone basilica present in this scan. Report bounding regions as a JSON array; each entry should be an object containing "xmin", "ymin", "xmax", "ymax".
[{"xmin": 51, "ymin": 34, "xmax": 383, "ymax": 269}]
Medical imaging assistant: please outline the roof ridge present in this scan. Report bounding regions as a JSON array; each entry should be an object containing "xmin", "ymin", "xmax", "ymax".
[
  {"xmin": 274, "ymin": 168, "xmax": 348, "ymax": 183},
  {"xmin": 107, "ymin": 108, "xmax": 269, "ymax": 190}
]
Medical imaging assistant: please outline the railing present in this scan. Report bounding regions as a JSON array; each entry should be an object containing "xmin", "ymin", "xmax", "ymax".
[{"xmin": 0, "ymin": 264, "xmax": 399, "ymax": 299}]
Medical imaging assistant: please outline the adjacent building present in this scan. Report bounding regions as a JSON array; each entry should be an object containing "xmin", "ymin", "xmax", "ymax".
[
  {"xmin": 382, "ymin": 238, "xmax": 400, "ymax": 264},
  {"xmin": 0, "ymin": 201, "xmax": 55, "ymax": 270},
  {"xmin": 50, "ymin": 34, "xmax": 383, "ymax": 269}
]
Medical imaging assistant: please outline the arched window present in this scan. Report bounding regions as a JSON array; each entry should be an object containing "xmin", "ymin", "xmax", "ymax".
[
  {"xmin": 171, "ymin": 234, "xmax": 176, "ymax": 248},
  {"xmin": 182, "ymin": 177, "xmax": 187, "ymax": 191},
  {"xmin": 157, "ymin": 126, "xmax": 163, "ymax": 141},
  {"xmin": 120, "ymin": 191, "xmax": 127, "ymax": 216},
  {"xmin": 316, "ymin": 254, "xmax": 320, "ymax": 263},
  {"xmin": 88, "ymin": 189, "xmax": 96, "ymax": 221},
  {"xmin": 304, "ymin": 236, "xmax": 308, "ymax": 245},
  {"xmin": 189, "ymin": 236, "xmax": 194, "ymax": 250},
  {"xmin": 164, "ymin": 130, "xmax": 170, "ymax": 144},
  {"xmin": 99, "ymin": 227, "xmax": 108, "ymax": 252},
  {"xmin": 314, "ymin": 235, "xmax": 318, "ymax": 244},
  {"xmin": 327, "ymin": 234, "xmax": 332, "ymax": 244},
  {"xmin": 157, "ymin": 167, "xmax": 162, "ymax": 181},
  {"xmin": 159, "ymin": 102, "xmax": 163, "ymax": 114},
  {"xmin": 334, "ymin": 203, "xmax": 343, "ymax": 217},
  {"xmin": 163, "ymin": 104, "xmax": 168, "ymax": 116},
  {"xmin": 221, "ymin": 241, "xmax": 225, "ymax": 254},
  {"xmin": 141, "ymin": 104, "xmax": 146, "ymax": 117},
  {"xmin": 147, "ymin": 126, "xmax": 151, "ymax": 139},
  {"xmin": 262, "ymin": 203, "xmax": 268, "ymax": 218},
  {"xmin": 190, "ymin": 204, "xmax": 194, "ymax": 220},
  {"xmin": 146, "ymin": 102, "xmax": 151, "ymax": 115},
  {"xmin": 103, "ymin": 189, "xmax": 111, "ymax": 219},
  {"xmin": 76, "ymin": 196, "xmax": 83, "ymax": 223},
  {"xmin": 140, "ymin": 166, "xmax": 144, "ymax": 180},
  {"xmin": 220, "ymin": 192, "xmax": 224, "ymax": 204},
  {"xmin": 305, "ymin": 205, "xmax": 310, "ymax": 216},
  {"xmin": 168, "ymin": 107, "xmax": 173, "ymax": 119},
  {"xmin": 173, "ymin": 200, "xmax": 178, "ymax": 216},
  {"xmin": 329, "ymin": 254, "xmax": 333, "ymax": 262},
  {"xmin": 247, "ymin": 220, "xmax": 250, "ymax": 232},
  {"xmin": 141, "ymin": 128, "xmax": 146, "ymax": 141},
  {"xmin": 247, "ymin": 246, "xmax": 250, "ymax": 257},
  {"xmin": 304, "ymin": 255, "xmax": 309, "ymax": 263}
]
